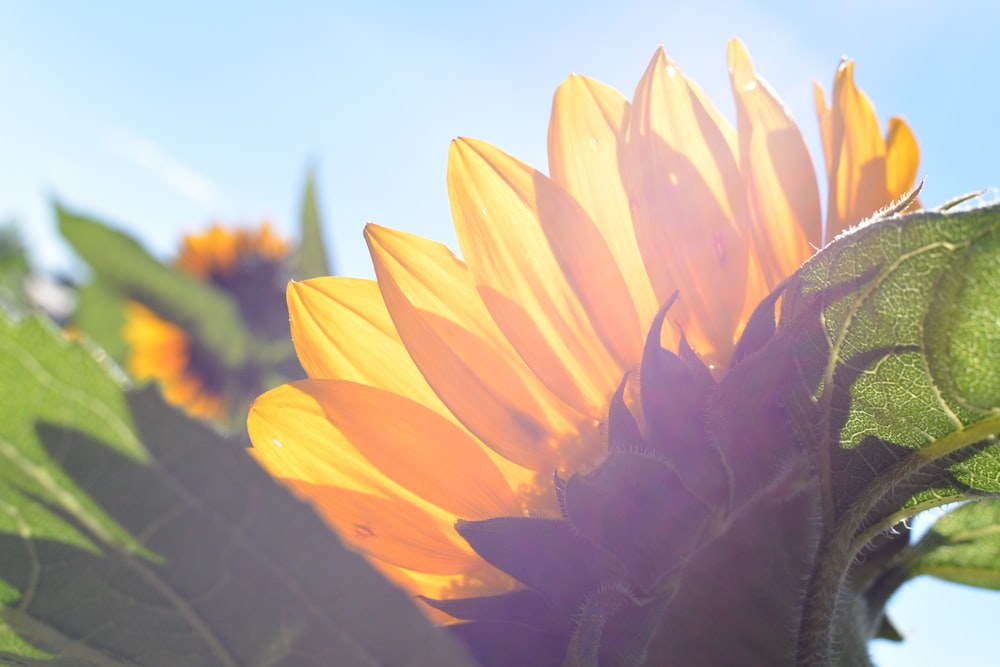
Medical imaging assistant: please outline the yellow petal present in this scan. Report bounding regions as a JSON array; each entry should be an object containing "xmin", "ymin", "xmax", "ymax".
[
  {"xmin": 307, "ymin": 378, "xmax": 521, "ymax": 520},
  {"xmin": 547, "ymin": 74, "xmax": 660, "ymax": 331},
  {"xmin": 287, "ymin": 277, "xmax": 447, "ymax": 411},
  {"xmin": 885, "ymin": 116, "xmax": 920, "ymax": 201},
  {"xmin": 814, "ymin": 82, "xmax": 834, "ymax": 182},
  {"xmin": 623, "ymin": 48, "xmax": 751, "ymax": 367},
  {"xmin": 287, "ymin": 480, "xmax": 484, "ymax": 576},
  {"xmin": 366, "ymin": 224, "xmax": 594, "ymax": 472},
  {"xmin": 248, "ymin": 381, "xmax": 392, "ymax": 493},
  {"xmin": 447, "ymin": 137, "xmax": 625, "ymax": 416},
  {"xmin": 825, "ymin": 60, "xmax": 888, "ymax": 238},
  {"xmin": 727, "ymin": 39, "xmax": 821, "ymax": 288}
]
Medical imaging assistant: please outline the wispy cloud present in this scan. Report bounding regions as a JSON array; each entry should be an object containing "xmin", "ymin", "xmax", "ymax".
[{"xmin": 110, "ymin": 130, "xmax": 219, "ymax": 206}]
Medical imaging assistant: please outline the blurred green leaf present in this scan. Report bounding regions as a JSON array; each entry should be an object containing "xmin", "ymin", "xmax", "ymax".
[
  {"xmin": 0, "ymin": 224, "xmax": 30, "ymax": 314},
  {"xmin": 56, "ymin": 205, "xmax": 250, "ymax": 369},
  {"xmin": 0, "ymin": 313, "xmax": 474, "ymax": 666},
  {"xmin": 295, "ymin": 168, "xmax": 332, "ymax": 279},
  {"xmin": 909, "ymin": 500, "xmax": 1000, "ymax": 590},
  {"xmin": 70, "ymin": 281, "xmax": 128, "ymax": 363}
]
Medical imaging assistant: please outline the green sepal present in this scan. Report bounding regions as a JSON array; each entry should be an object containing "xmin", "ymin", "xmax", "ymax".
[
  {"xmin": 563, "ymin": 452, "xmax": 714, "ymax": 594},
  {"xmin": 561, "ymin": 583, "xmax": 635, "ymax": 667},
  {"xmin": 606, "ymin": 374, "xmax": 641, "ymax": 452},
  {"xmin": 875, "ymin": 616, "xmax": 904, "ymax": 642},
  {"xmin": 419, "ymin": 589, "xmax": 550, "ymax": 625},
  {"xmin": 448, "ymin": 621, "xmax": 567, "ymax": 667},
  {"xmin": 455, "ymin": 517, "xmax": 617, "ymax": 619},
  {"xmin": 561, "ymin": 581, "xmax": 675, "ymax": 667}
]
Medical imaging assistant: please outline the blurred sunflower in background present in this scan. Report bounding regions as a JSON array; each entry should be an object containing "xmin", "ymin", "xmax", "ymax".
[
  {"xmin": 248, "ymin": 39, "xmax": 919, "ymax": 606},
  {"xmin": 124, "ymin": 223, "xmax": 296, "ymax": 423}
]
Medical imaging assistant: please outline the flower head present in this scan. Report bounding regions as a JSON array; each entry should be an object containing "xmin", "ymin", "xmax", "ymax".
[
  {"xmin": 124, "ymin": 222, "xmax": 292, "ymax": 422},
  {"xmin": 248, "ymin": 40, "xmax": 919, "ymax": 603}
]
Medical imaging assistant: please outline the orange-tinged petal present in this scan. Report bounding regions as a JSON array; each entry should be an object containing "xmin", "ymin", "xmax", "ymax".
[
  {"xmin": 307, "ymin": 379, "xmax": 521, "ymax": 520},
  {"xmin": 448, "ymin": 137, "xmax": 625, "ymax": 416},
  {"xmin": 366, "ymin": 224, "xmax": 594, "ymax": 472},
  {"xmin": 623, "ymin": 48, "xmax": 751, "ymax": 367},
  {"xmin": 547, "ymin": 74, "xmax": 660, "ymax": 330},
  {"xmin": 287, "ymin": 277, "xmax": 448, "ymax": 412},
  {"xmin": 814, "ymin": 82, "xmax": 834, "ymax": 181},
  {"xmin": 885, "ymin": 116, "xmax": 920, "ymax": 201},
  {"xmin": 824, "ymin": 60, "xmax": 888, "ymax": 239},
  {"xmin": 375, "ymin": 566, "xmax": 513, "ymax": 614},
  {"xmin": 284, "ymin": 276, "xmax": 549, "ymax": 507},
  {"xmin": 252, "ymin": 380, "xmax": 515, "ymax": 526},
  {"xmin": 728, "ymin": 39, "xmax": 821, "ymax": 289},
  {"xmin": 287, "ymin": 480, "xmax": 484, "ymax": 576},
  {"xmin": 248, "ymin": 381, "xmax": 393, "ymax": 493}
]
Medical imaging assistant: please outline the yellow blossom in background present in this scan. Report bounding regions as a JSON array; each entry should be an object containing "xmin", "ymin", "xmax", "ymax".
[
  {"xmin": 124, "ymin": 222, "xmax": 292, "ymax": 423},
  {"xmin": 123, "ymin": 300, "xmax": 228, "ymax": 420},
  {"xmin": 174, "ymin": 223, "xmax": 289, "ymax": 279},
  {"xmin": 247, "ymin": 39, "xmax": 920, "ymax": 604}
]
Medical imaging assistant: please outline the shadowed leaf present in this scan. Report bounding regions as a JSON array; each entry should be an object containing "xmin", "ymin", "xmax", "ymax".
[{"xmin": 0, "ymin": 314, "xmax": 473, "ymax": 666}]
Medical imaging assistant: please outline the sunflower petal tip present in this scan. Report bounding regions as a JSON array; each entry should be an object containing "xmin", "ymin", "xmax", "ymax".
[
  {"xmin": 726, "ymin": 37, "xmax": 749, "ymax": 64},
  {"xmin": 836, "ymin": 57, "xmax": 854, "ymax": 78}
]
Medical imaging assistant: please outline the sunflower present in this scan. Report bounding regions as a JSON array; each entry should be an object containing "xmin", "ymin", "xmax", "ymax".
[
  {"xmin": 247, "ymin": 40, "xmax": 919, "ymax": 605},
  {"xmin": 124, "ymin": 222, "xmax": 292, "ymax": 422}
]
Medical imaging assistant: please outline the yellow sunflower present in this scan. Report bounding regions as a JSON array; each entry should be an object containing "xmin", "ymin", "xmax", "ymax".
[
  {"xmin": 247, "ymin": 40, "xmax": 919, "ymax": 604},
  {"xmin": 124, "ymin": 222, "xmax": 292, "ymax": 422}
]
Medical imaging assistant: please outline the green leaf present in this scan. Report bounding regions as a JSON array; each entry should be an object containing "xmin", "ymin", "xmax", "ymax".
[
  {"xmin": 0, "ymin": 224, "xmax": 31, "ymax": 314},
  {"xmin": 0, "ymin": 313, "xmax": 473, "ymax": 666},
  {"xmin": 56, "ymin": 205, "xmax": 250, "ymax": 369},
  {"xmin": 782, "ymin": 203, "xmax": 1000, "ymax": 664},
  {"xmin": 70, "ymin": 281, "xmax": 128, "ymax": 363},
  {"xmin": 908, "ymin": 500, "xmax": 1000, "ymax": 590},
  {"xmin": 295, "ymin": 168, "xmax": 332, "ymax": 279},
  {"xmin": 780, "ymin": 203, "xmax": 1000, "ymax": 541}
]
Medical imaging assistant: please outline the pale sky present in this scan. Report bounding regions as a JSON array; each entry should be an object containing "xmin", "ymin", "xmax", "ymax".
[{"xmin": 1, "ymin": 2, "xmax": 998, "ymax": 663}]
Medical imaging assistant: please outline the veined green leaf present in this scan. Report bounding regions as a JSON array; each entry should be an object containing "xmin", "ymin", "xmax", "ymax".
[
  {"xmin": 909, "ymin": 500, "xmax": 1000, "ymax": 590},
  {"xmin": 56, "ymin": 205, "xmax": 249, "ymax": 369},
  {"xmin": 295, "ymin": 168, "xmax": 332, "ymax": 279},
  {"xmin": 779, "ymin": 203, "xmax": 1000, "ymax": 541},
  {"xmin": 0, "ymin": 313, "xmax": 473, "ymax": 666}
]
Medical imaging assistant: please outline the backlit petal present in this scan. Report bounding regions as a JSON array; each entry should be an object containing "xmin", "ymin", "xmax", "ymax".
[
  {"xmin": 823, "ymin": 60, "xmax": 888, "ymax": 239},
  {"xmin": 248, "ymin": 381, "xmax": 393, "ymax": 493},
  {"xmin": 287, "ymin": 277, "xmax": 447, "ymax": 410},
  {"xmin": 287, "ymin": 480, "xmax": 484, "ymax": 576},
  {"xmin": 306, "ymin": 378, "xmax": 521, "ymax": 520},
  {"xmin": 251, "ymin": 380, "xmax": 516, "ymax": 525},
  {"xmin": 548, "ymin": 74, "xmax": 660, "ymax": 331},
  {"xmin": 885, "ymin": 117, "xmax": 920, "ymax": 201},
  {"xmin": 367, "ymin": 224, "xmax": 595, "ymax": 472},
  {"xmin": 728, "ymin": 39, "xmax": 821, "ymax": 288},
  {"xmin": 623, "ymin": 48, "xmax": 751, "ymax": 367},
  {"xmin": 448, "ymin": 137, "xmax": 624, "ymax": 415}
]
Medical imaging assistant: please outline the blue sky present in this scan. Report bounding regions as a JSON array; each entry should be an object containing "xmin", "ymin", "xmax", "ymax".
[{"xmin": 1, "ymin": 2, "xmax": 998, "ymax": 663}]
